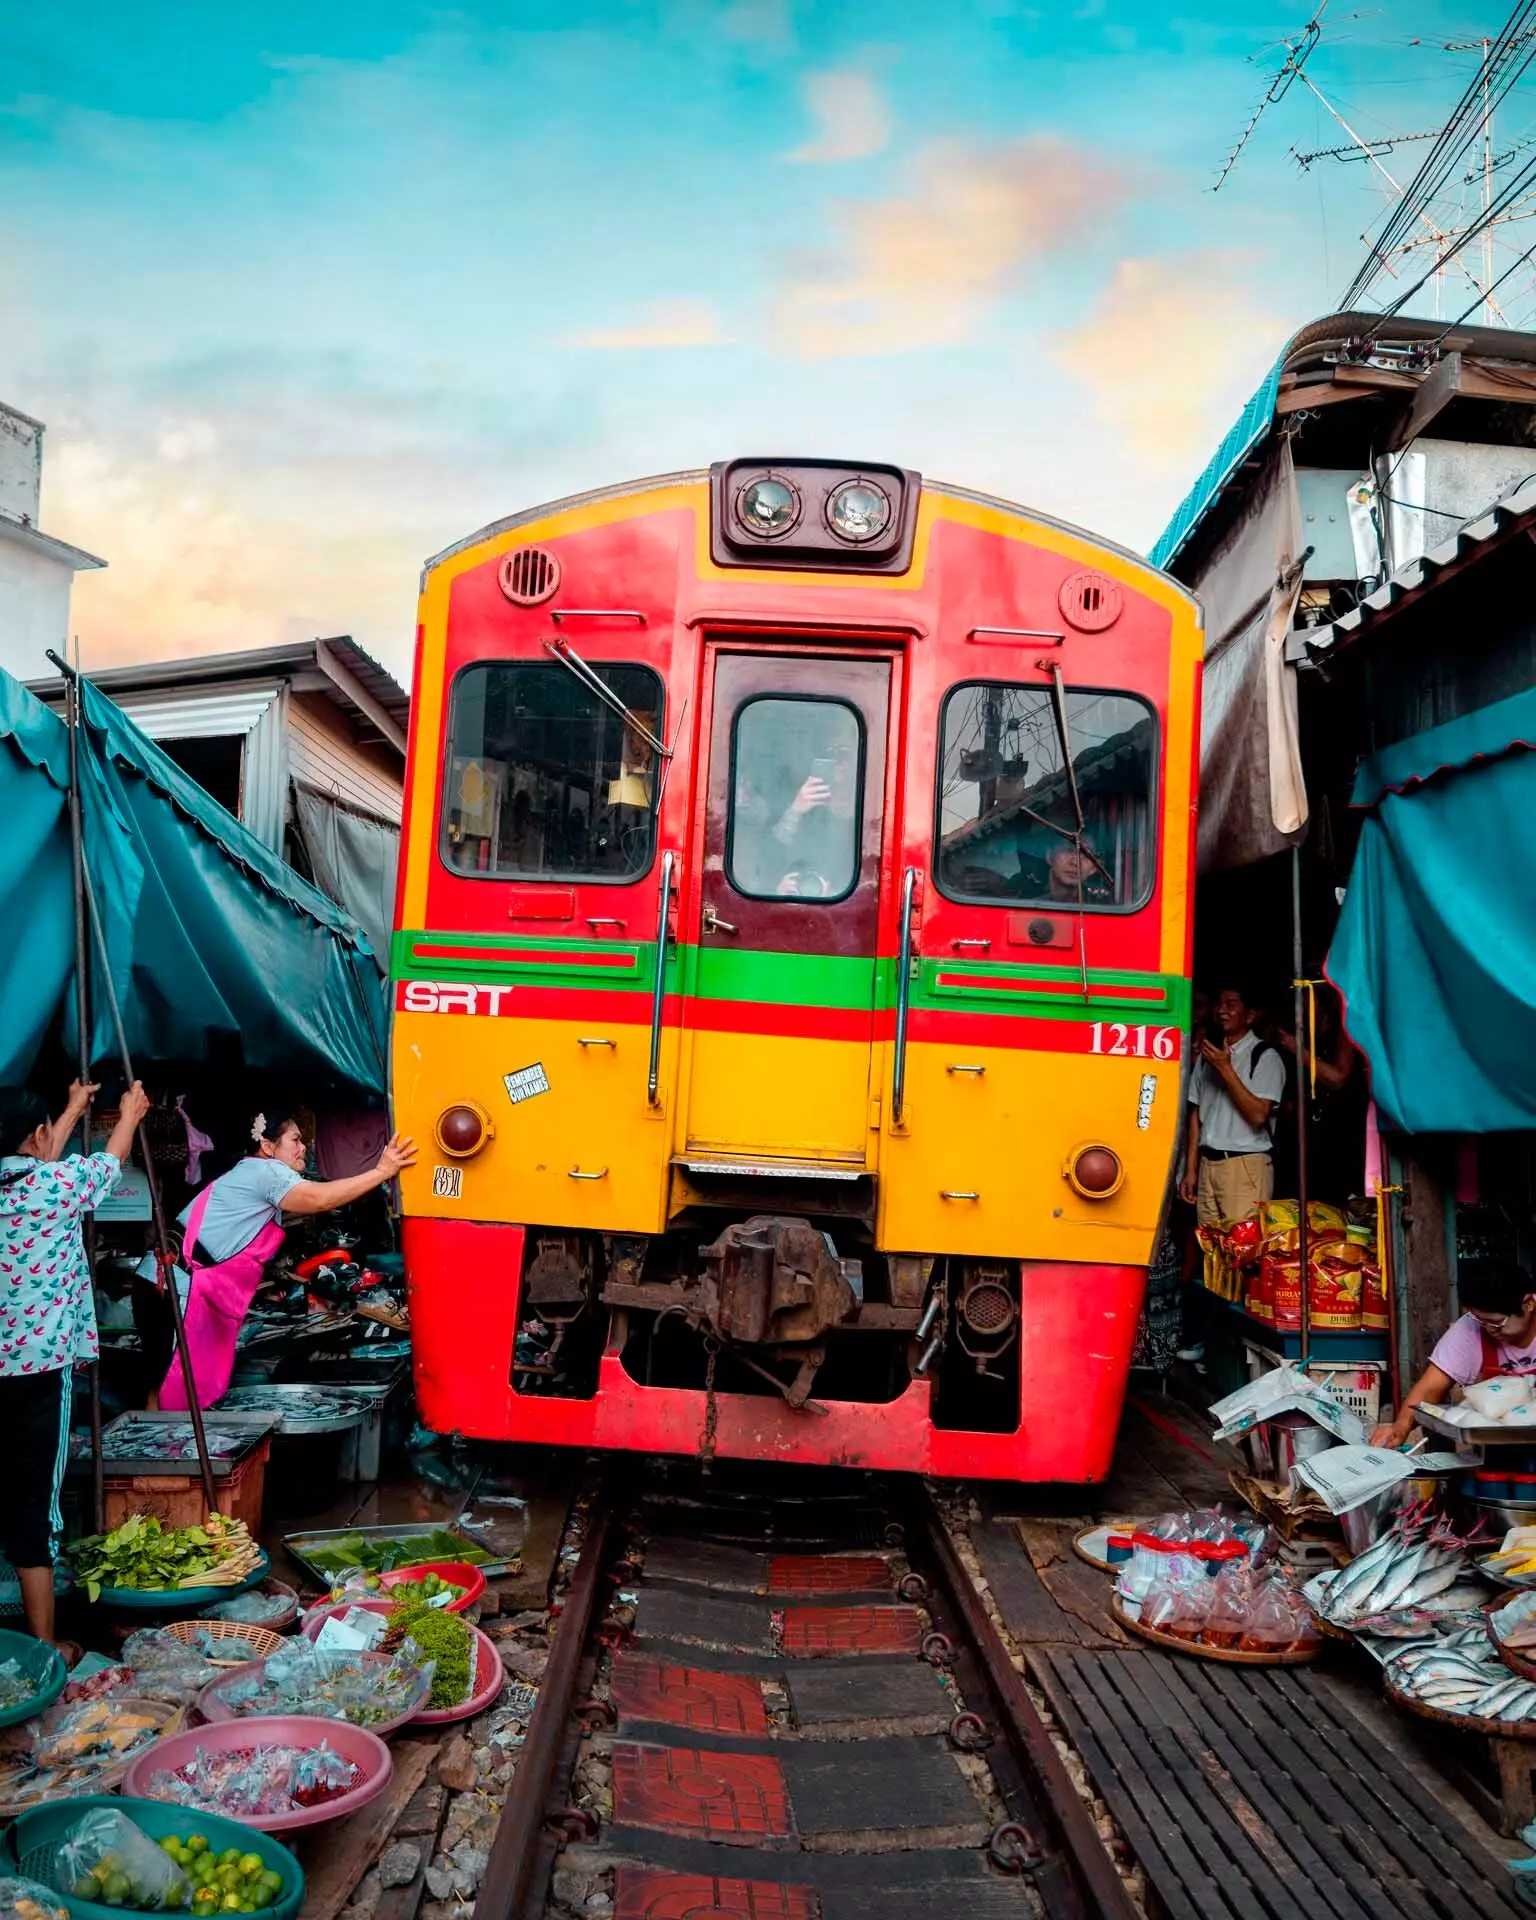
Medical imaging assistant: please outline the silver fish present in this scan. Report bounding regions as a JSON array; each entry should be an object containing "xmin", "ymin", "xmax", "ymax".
[
  {"xmin": 1370, "ymin": 1544, "xmax": 1442, "ymax": 1613},
  {"xmin": 1397, "ymin": 1555, "xmax": 1470, "ymax": 1608},
  {"xmin": 1325, "ymin": 1535, "xmax": 1411, "ymax": 1612}
]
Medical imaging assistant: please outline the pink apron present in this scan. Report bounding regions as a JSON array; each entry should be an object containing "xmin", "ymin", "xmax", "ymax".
[{"xmin": 158, "ymin": 1180, "xmax": 286, "ymax": 1411}]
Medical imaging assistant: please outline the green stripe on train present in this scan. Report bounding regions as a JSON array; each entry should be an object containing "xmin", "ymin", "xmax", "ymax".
[{"xmin": 393, "ymin": 929, "xmax": 1188, "ymax": 1022}]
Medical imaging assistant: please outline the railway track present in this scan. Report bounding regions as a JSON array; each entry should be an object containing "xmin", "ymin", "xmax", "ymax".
[{"xmin": 474, "ymin": 1465, "xmax": 1136, "ymax": 1920}]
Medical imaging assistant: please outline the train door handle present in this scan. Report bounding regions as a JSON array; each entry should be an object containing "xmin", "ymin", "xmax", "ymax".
[
  {"xmin": 946, "ymin": 1064, "xmax": 986, "ymax": 1076},
  {"xmin": 940, "ymin": 1190, "xmax": 980, "ymax": 1201},
  {"xmin": 569, "ymin": 1166, "xmax": 609, "ymax": 1181},
  {"xmin": 648, "ymin": 851, "xmax": 675, "ymax": 1106},
  {"xmin": 702, "ymin": 905, "xmax": 738, "ymax": 935},
  {"xmin": 893, "ymin": 867, "xmax": 918, "ymax": 1125}
]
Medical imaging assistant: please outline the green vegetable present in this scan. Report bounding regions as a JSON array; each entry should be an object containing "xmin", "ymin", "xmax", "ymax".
[
  {"xmin": 69, "ymin": 1515, "xmax": 223, "ymax": 1602},
  {"xmin": 304, "ymin": 1530, "xmax": 489, "ymax": 1575},
  {"xmin": 393, "ymin": 1601, "xmax": 473, "ymax": 1708}
]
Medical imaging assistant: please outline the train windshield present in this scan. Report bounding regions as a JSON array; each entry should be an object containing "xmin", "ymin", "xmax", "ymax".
[
  {"xmin": 728, "ymin": 695, "xmax": 864, "ymax": 902},
  {"xmin": 935, "ymin": 683, "xmax": 1155, "ymax": 910},
  {"xmin": 442, "ymin": 661, "xmax": 662, "ymax": 880}
]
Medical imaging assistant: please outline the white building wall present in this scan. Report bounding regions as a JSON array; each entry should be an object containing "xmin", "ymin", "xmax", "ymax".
[{"xmin": 0, "ymin": 532, "xmax": 74, "ymax": 682}]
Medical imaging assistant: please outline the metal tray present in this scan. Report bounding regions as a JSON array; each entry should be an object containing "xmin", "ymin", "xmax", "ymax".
[
  {"xmin": 1418, "ymin": 1405, "xmax": 1536, "ymax": 1448},
  {"xmin": 214, "ymin": 1386, "xmax": 376, "ymax": 1435},
  {"xmin": 95, "ymin": 1411, "xmax": 278, "ymax": 1477},
  {"xmin": 283, "ymin": 1522, "xmax": 514, "ymax": 1583}
]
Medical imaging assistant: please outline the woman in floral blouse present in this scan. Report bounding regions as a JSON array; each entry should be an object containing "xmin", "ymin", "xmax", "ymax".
[{"xmin": 0, "ymin": 1079, "xmax": 149, "ymax": 1657}]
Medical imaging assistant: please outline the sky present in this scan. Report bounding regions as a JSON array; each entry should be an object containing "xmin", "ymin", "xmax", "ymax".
[{"xmin": 0, "ymin": 0, "xmax": 1524, "ymax": 681}]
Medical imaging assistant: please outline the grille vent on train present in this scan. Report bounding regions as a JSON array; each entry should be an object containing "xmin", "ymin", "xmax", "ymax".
[
  {"xmin": 1058, "ymin": 569, "xmax": 1123, "ymax": 633},
  {"xmin": 499, "ymin": 546, "xmax": 562, "ymax": 606}
]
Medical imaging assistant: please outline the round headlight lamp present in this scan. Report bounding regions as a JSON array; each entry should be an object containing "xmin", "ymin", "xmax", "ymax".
[
  {"xmin": 436, "ymin": 1102, "xmax": 494, "ymax": 1159},
  {"xmin": 1065, "ymin": 1143, "xmax": 1123, "ymax": 1200},
  {"xmin": 826, "ymin": 478, "xmax": 892, "ymax": 543},
  {"xmin": 736, "ymin": 474, "xmax": 800, "ymax": 538}
]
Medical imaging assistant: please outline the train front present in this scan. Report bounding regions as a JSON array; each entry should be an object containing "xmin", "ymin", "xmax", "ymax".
[{"xmin": 392, "ymin": 460, "xmax": 1201, "ymax": 1482}]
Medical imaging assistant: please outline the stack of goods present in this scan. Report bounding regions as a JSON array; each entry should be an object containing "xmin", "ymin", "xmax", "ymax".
[
  {"xmin": 214, "ymin": 1642, "xmax": 432, "ymax": 1729},
  {"xmin": 1481, "ymin": 1527, "xmax": 1536, "ymax": 1584},
  {"xmin": 1386, "ymin": 1629, "xmax": 1536, "ymax": 1724},
  {"xmin": 1430, "ymin": 1376, "xmax": 1536, "ymax": 1434},
  {"xmin": 0, "ymin": 1696, "xmax": 169, "ymax": 1813},
  {"xmin": 56, "ymin": 1808, "xmax": 289, "ymax": 1914},
  {"xmin": 146, "ymin": 1743, "xmax": 360, "ymax": 1819},
  {"xmin": 1311, "ymin": 1503, "xmax": 1486, "ymax": 1636},
  {"xmin": 70, "ymin": 1517, "xmax": 262, "ymax": 1603},
  {"xmin": 1115, "ymin": 1509, "xmax": 1318, "ymax": 1652},
  {"xmin": 1198, "ymin": 1202, "xmax": 1384, "ymax": 1333}
]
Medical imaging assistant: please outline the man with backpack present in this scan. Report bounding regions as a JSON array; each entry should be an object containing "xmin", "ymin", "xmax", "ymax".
[{"xmin": 1178, "ymin": 983, "xmax": 1286, "ymax": 1226}]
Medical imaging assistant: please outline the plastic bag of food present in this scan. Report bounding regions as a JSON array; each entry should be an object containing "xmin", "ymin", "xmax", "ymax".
[
  {"xmin": 201, "ymin": 1587, "xmax": 290, "ymax": 1627},
  {"xmin": 224, "ymin": 1640, "xmax": 433, "ymax": 1727},
  {"xmin": 1240, "ymin": 1573, "xmax": 1317, "ymax": 1654},
  {"xmin": 1145, "ymin": 1567, "xmax": 1212, "ymax": 1641},
  {"xmin": 119, "ymin": 1628, "xmax": 221, "ymax": 1703},
  {"xmin": 319, "ymin": 1565, "xmax": 388, "ymax": 1607},
  {"xmin": 0, "ymin": 1877, "xmax": 69, "ymax": 1920},
  {"xmin": 147, "ymin": 1740, "xmax": 360, "ymax": 1818},
  {"xmin": 56, "ymin": 1808, "xmax": 191, "ymax": 1911},
  {"xmin": 30, "ymin": 1696, "xmax": 163, "ymax": 1769},
  {"xmin": 1201, "ymin": 1566, "xmax": 1252, "ymax": 1650}
]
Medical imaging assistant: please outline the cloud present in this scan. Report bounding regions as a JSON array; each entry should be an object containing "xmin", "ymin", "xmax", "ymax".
[
  {"xmin": 775, "ymin": 136, "xmax": 1125, "ymax": 357},
  {"xmin": 786, "ymin": 69, "xmax": 890, "ymax": 163},
  {"xmin": 568, "ymin": 301, "xmax": 729, "ymax": 351},
  {"xmin": 1055, "ymin": 253, "xmax": 1286, "ymax": 467}
]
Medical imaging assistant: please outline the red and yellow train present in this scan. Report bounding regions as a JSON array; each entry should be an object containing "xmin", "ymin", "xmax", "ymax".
[{"xmin": 392, "ymin": 459, "xmax": 1201, "ymax": 1481}]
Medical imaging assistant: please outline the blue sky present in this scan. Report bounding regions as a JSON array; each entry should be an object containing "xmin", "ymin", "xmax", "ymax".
[{"xmin": 0, "ymin": 1, "xmax": 1515, "ymax": 676}]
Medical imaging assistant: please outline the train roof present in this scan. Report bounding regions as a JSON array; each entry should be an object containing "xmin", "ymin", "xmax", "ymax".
[{"xmin": 425, "ymin": 468, "xmax": 1197, "ymax": 609}]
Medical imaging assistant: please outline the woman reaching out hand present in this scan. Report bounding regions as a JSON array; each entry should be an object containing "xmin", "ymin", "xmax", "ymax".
[{"xmin": 158, "ymin": 1111, "xmax": 417, "ymax": 1411}]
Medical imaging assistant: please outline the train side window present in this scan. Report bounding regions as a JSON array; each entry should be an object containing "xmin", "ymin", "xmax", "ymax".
[
  {"xmin": 934, "ymin": 682, "xmax": 1156, "ymax": 912},
  {"xmin": 728, "ymin": 695, "xmax": 863, "ymax": 902},
  {"xmin": 442, "ymin": 661, "xmax": 662, "ymax": 881}
]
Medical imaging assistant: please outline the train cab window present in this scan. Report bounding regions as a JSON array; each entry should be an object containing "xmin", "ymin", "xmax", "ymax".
[
  {"xmin": 728, "ymin": 696, "xmax": 863, "ymax": 901},
  {"xmin": 442, "ymin": 662, "xmax": 662, "ymax": 880},
  {"xmin": 935, "ymin": 683, "xmax": 1155, "ymax": 910}
]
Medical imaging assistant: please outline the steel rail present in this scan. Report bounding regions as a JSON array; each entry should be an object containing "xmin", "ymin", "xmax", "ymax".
[
  {"xmin": 914, "ymin": 1485, "xmax": 1139, "ymax": 1920},
  {"xmin": 475, "ymin": 1482, "xmax": 619, "ymax": 1920}
]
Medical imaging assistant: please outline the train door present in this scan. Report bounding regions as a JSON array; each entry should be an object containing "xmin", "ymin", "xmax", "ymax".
[{"xmin": 685, "ymin": 647, "xmax": 890, "ymax": 1163}]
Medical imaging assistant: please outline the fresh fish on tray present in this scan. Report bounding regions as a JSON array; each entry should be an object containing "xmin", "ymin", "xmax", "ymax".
[
  {"xmin": 1314, "ymin": 1501, "xmax": 1493, "ymax": 1635},
  {"xmin": 1387, "ymin": 1630, "xmax": 1536, "ymax": 1724}
]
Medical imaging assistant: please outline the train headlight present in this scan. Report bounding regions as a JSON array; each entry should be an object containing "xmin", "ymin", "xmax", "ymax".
[
  {"xmin": 436, "ymin": 1102, "xmax": 494, "ymax": 1159},
  {"xmin": 1065, "ymin": 1143, "xmax": 1123, "ymax": 1199},
  {"xmin": 737, "ymin": 473, "xmax": 800, "ymax": 538},
  {"xmin": 826, "ymin": 478, "xmax": 892, "ymax": 544}
]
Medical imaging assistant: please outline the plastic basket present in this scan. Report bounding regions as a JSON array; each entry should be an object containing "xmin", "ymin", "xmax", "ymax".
[
  {"xmin": 0, "ymin": 1627, "xmax": 67, "ymax": 1730},
  {"xmin": 196, "ymin": 1657, "xmax": 431, "ymax": 1737},
  {"xmin": 299, "ymin": 1600, "xmax": 504, "ymax": 1725},
  {"xmin": 10, "ymin": 1793, "xmax": 304, "ymax": 1920},
  {"xmin": 376, "ymin": 1562, "xmax": 485, "ymax": 1614},
  {"xmin": 89, "ymin": 1553, "xmax": 270, "ymax": 1613},
  {"xmin": 121, "ymin": 1716, "xmax": 392, "ymax": 1834},
  {"xmin": 163, "ymin": 1620, "xmax": 287, "ymax": 1665}
]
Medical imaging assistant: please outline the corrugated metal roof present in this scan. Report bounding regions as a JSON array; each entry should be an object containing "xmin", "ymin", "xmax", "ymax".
[
  {"xmin": 1287, "ymin": 470, "xmax": 1536, "ymax": 663},
  {"xmin": 117, "ymin": 684, "xmax": 279, "ymax": 740},
  {"xmin": 1148, "ymin": 355, "xmax": 1285, "ymax": 572},
  {"xmin": 26, "ymin": 636, "xmax": 407, "ymax": 740}
]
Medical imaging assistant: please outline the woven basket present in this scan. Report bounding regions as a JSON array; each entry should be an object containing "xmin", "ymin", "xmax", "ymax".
[{"xmin": 165, "ymin": 1618, "xmax": 287, "ymax": 1664}]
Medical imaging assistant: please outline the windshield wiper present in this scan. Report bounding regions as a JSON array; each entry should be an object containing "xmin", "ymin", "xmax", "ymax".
[
  {"xmin": 543, "ymin": 637, "xmax": 672, "ymax": 760},
  {"xmin": 1045, "ymin": 665, "xmax": 1112, "ymax": 886}
]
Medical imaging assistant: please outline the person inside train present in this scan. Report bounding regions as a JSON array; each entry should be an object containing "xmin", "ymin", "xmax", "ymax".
[
  {"xmin": 1370, "ymin": 1257, "xmax": 1536, "ymax": 1448},
  {"xmin": 733, "ymin": 718, "xmax": 859, "ymax": 898}
]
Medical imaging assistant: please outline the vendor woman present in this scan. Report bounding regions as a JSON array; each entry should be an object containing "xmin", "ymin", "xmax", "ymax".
[
  {"xmin": 0, "ymin": 1078, "xmax": 152, "ymax": 1656},
  {"xmin": 158, "ymin": 1110, "xmax": 416, "ymax": 1412},
  {"xmin": 1371, "ymin": 1257, "xmax": 1536, "ymax": 1449}
]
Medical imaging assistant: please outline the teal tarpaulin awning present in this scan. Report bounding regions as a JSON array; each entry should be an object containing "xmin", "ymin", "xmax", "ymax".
[
  {"xmin": 1329, "ymin": 686, "xmax": 1536, "ymax": 1134},
  {"xmin": 0, "ymin": 668, "xmax": 386, "ymax": 1094}
]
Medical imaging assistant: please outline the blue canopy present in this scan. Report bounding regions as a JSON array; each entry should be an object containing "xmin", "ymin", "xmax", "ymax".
[
  {"xmin": 1329, "ymin": 686, "xmax": 1536, "ymax": 1134},
  {"xmin": 0, "ymin": 668, "xmax": 386, "ymax": 1094}
]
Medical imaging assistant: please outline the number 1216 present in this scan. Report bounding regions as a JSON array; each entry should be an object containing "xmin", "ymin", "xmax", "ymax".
[{"xmin": 1090, "ymin": 1023, "xmax": 1177, "ymax": 1059}]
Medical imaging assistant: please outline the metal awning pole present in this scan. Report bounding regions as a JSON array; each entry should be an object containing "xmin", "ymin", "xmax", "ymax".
[
  {"xmin": 62, "ymin": 660, "xmax": 104, "ymax": 1533},
  {"xmin": 45, "ymin": 652, "xmax": 218, "ymax": 1513},
  {"xmin": 1293, "ymin": 845, "xmax": 1312, "ymax": 1374}
]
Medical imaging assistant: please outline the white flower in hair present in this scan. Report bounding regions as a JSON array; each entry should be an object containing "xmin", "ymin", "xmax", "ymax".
[{"xmin": 250, "ymin": 1113, "xmax": 267, "ymax": 1144}]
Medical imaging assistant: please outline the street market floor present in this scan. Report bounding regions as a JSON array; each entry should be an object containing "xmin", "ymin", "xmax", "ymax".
[{"xmin": 229, "ymin": 1398, "xmax": 1524, "ymax": 1920}]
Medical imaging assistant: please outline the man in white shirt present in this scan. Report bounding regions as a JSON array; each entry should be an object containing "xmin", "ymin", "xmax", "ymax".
[{"xmin": 1178, "ymin": 984, "xmax": 1287, "ymax": 1226}]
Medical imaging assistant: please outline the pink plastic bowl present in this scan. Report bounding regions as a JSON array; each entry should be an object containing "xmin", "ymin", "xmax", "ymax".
[
  {"xmin": 121, "ymin": 1713, "xmax": 392, "ymax": 1832},
  {"xmin": 301, "ymin": 1599, "xmax": 505, "ymax": 1726},
  {"xmin": 197, "ymin": 1656, "xmax": 430, "ymax": 1737}
]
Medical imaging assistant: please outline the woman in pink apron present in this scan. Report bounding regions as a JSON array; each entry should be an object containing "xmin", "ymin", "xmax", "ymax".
[
  {"xmin": 1371, "ymin": 1257, "xmax": 1536, "ymax": 1449},
  {"xmin": 159, "ymin": 1111, "xmax": 415, "ymax": 1411}
]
